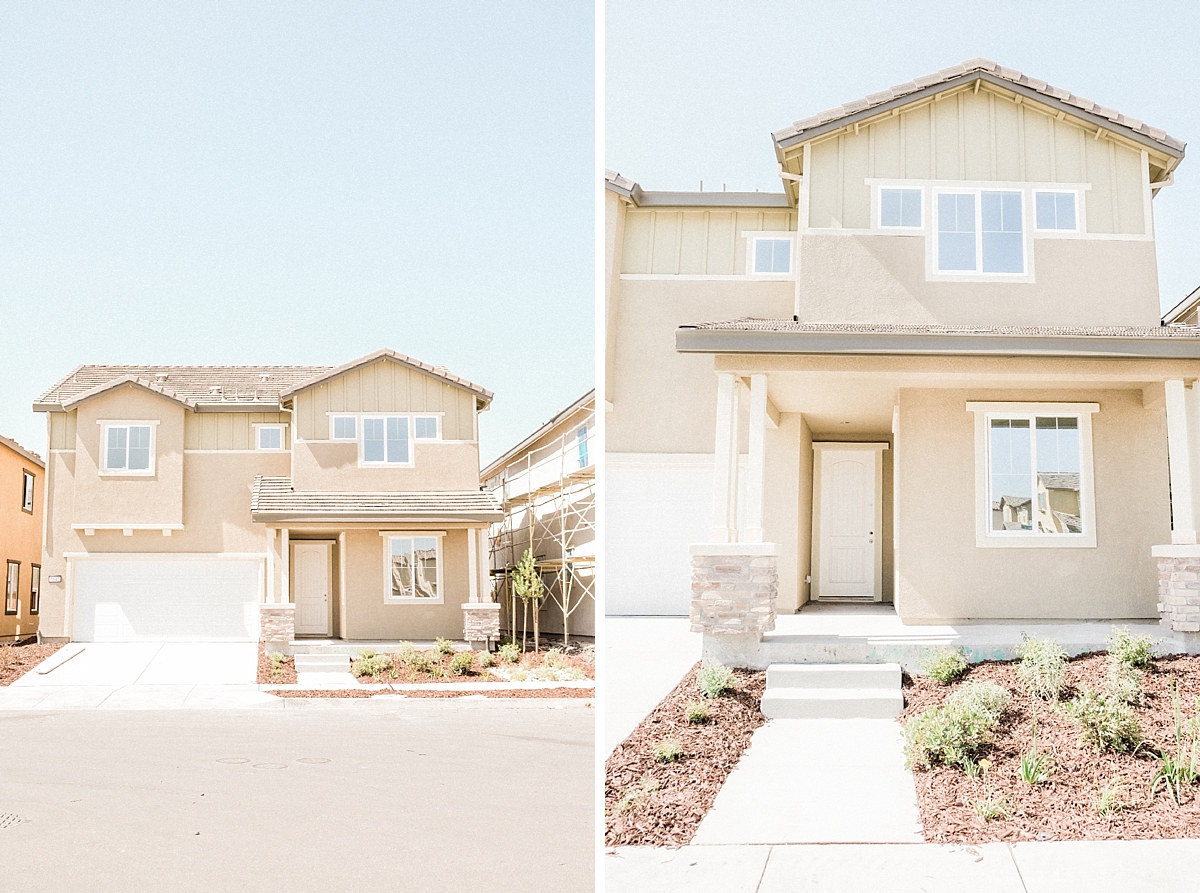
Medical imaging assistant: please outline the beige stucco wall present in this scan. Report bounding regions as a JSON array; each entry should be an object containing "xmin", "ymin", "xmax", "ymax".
[
  {"xmin": 291, "ymin": 440, "xmax": 481, "ymax": 492},
  {"xmin": 895, "ymin": 387, "xmax": 1169, "ymax": 622},
  {"xmin": 796, "ymin": 234, "xmax": 1160, "ymax": 326}
]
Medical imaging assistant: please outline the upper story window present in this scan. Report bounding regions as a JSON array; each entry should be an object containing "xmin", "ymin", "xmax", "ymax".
[
  {"xmin": 256, "ymin": 425, "xmax": 286, "ymax": 451},
  {"xmin": 1034, "ymin": 191, "xmax": 1078, "ymax": 232},
  {"xmin": 21, "ymin": 471, "xmax": 34, "ymax": 513},
  {"xmin": 935, "ymin": 189, "xmax": 1025, "ymax": 276},
  {"xmin": 880, "ymin": 188, "xmax": 922, "ymax": 229},
  {"xmin": 749, "ymin": 235, "xmax": 793, "ymax": 275},
  {"xmin": 577, "ymin": 425, "xmax": 589, "ymax": 469},
  {"xmin": 363, "ymin": 416, "xmax": 411, "ymax": 466},
  {"xmin": 413, "ymin": 416, "xmax": 440, "ymax": 440},
  {"xmin": 102, "ymin": 423, "xmax": 155, "ymax": 475},
  {"xmin": 331, "ymin": 415, "xmax": 357, "ymax": 440}
]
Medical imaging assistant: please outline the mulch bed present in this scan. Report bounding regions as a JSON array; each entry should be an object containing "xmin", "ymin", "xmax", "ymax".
[
  {"xmin": 267, "ymin": 686, "xmax": 593, "ymax": 699},
  {"xmin": 0, "ymin": 640, "xmax": 66, "ymax": 686},
  {"xmin": 904, "ymin": 652, "xmax": 1200, "ymax": 842},
  {"xmin": 256, "ymin": 652, "xmax": 297, "ymax": 685},
  {"xmin": 353, "ymin": 647, "xmax": 595, "ymax": 685},
  {"xmin": 604, "ymin": 662, "xmax": 766, "ymax": 848}
]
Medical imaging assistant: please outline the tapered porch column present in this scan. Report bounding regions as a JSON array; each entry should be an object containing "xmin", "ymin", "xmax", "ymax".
[
  {"xmin": 743, "ymin": 374, "xmax": 768, "ymax": 543},
  {"xmin": 711, "ymin": 372, "xmax": 741, "ymax": 542},
  {"xmin": 1165, "ymin": 379, "xmax": 1197, "ymax": 545}
]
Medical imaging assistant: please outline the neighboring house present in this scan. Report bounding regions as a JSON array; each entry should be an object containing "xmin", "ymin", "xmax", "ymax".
[
  {"xmin": 33, "ymin": 349, "xmax": 503, "ymax": 648},
  {"xmin": 483, "ymin": 391, "xmax": 595, "ymax": 641},
  {"xmin": 0, "ymin": 436, "xmax": 44, "ymax": 643},
  {"xmin": 606, "ymin": 58, "xmax": 1200, "ymax": 634}
]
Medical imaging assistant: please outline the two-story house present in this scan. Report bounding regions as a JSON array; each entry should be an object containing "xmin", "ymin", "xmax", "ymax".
[
  {"xmin": 33, "ymin": 349, "xmax": 502, "ymax": 650},
  {"xmin": 606, "ymin": 59, "xmax": 1200, "ymax": 637},
  {"xmin": 0, "ymin": 435, "xmax": 44, "ymax": 643}
]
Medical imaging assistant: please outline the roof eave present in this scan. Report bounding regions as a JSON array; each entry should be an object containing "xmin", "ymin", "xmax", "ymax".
[
  {"xmin": 481, "ymin": 390, "xmax": 596, "ymax": 480},
  {"xmin": 251, "ymin": 511, "xmax": 504, "ymax": 524}
]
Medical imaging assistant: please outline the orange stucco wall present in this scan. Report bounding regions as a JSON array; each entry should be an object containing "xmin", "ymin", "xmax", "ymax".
[{"xmin": 0, "ymin": 440, "xmax": 44, "ymax": 642}]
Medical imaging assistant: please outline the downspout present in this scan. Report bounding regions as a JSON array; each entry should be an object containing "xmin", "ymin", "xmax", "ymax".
[{"xmin": 778, "ymin": 165, "xmax": 804, "ymax": 322}]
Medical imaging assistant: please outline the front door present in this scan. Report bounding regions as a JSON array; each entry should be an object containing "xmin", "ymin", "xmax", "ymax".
[
  {"xmin": 293, "ymin": 542, "xmax": 332, "ymax": 636},
  {"xmin": 812, "ymin": 445, "xmax": 885, "ymax": 601}
]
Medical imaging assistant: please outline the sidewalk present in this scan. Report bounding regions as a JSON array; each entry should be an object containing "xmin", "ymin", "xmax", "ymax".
[{"xmin": 605, "ymin": 616, "xmax": 700, "ymax": 754}]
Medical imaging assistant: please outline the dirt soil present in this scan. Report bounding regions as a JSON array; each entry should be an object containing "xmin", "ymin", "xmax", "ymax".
[
  {"xmin": 904, "ymin": 652, "xmax": 1200, "ymax": 842},
  {"xmin": 605, "ymin": 663, "xmax": 766, "ymax": 848},
  {"xmin": 267, "ymin": 686, "xmax": 594, "ymax": 699},
  {"xmin": 0, "ymin": 640, "xmax": 66, "ymax": 686},
  {"xmin": 353, "ymin": 646, "xmax": 595, "ymax": 685},
  {"xmin": 257, "ymin": 652, "xmax": 297, "ymax": 685}
]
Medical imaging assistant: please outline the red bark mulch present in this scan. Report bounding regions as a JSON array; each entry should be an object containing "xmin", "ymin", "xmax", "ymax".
[
  {"xmin": 256, "ymin": 652, "xmax": 297, "ymax": 685},
  {"xmin": 904, "ymin": 652, "xmax": 1200, "ymax": 843},
  {"xmin": 605, "ymin": 663, "xmax": 766, "ymax": 848},
  {"xmin": 0, "ymin": 640, "xmax": 66, "ymax": 686},
  {"xmin": 267, "ymin": 686, "xmax": 593, "ymax": 699},
  {"xmin": 353, "ymin": 646, "xmax": 594, "ymax": 684}
]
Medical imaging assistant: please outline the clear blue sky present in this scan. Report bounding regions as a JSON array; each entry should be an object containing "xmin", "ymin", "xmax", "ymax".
[
  {"xmin": 606, "ymin": 0, "xmax": 1200, "ymax": 311},
  {"xmin": 0, "ymin": 1, "xmax": 593, "ymax": 464}
]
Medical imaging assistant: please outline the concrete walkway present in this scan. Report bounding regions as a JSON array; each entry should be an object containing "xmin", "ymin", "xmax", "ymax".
[
  {"xmin": 607, "ymin": 840, "xmax": 1200, "ymax": 892},
  {"xmin": 692, "ymin": 719, "xmax": 922, "ymax": 845},
  {"xmin": 605, "ymin": 616, "xmax": 700, "ymax": 754},
  {"xmin": 13, "ymin": 642, "xmax": 258, "ymax": 686}
]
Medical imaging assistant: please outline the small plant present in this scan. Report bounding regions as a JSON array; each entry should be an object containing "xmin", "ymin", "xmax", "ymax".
[
  {"xmin": 1064, "ymin": 686, "xmax": 1142, "ymax": 753},
  {"xmin": 448, "ymin": 650, "xmax": 476, "ymax": 676},
  {"xmin": 1017, "ymin": 719, "xmax": 1054, "ymax": 785},
  {"xmin": 961, "ymin": 758, "xmax": 980, "ymax": 778},
  {"xmin": 435, "ymin": 637, "xmax": 456, "ymax": 655},
  {"xmin": 613, "ymin": 777, "xmax": 659, "ymax": 814},
  {"xmin": 903, "ymin": 681, "xmax": 1009, "ymax": 771},
  {"xmin": 477, "ymin": 651, "xmax": 494, "ymax": 669},
  {"xmin": 268, "ymin": 651, "xmax": 286, "ymax": 679},
  {"xmin": 512, "ymin": 548, "xmax": 547, "ymax": 651},
  {"xmin": 653, "ymin": 738, "xmax": 685, "ymax": 763},
  {"xmin": 544, "ymin": 648, "xmax": 569, "ymax": 670},
  {"xmin": 685, "ymin": 701, "xmax": 710, "ymax": 724},
  {"xmin": 1106, "ymin": 626, "xmax": 1160, "ymax": 669},
  {"xmin": 1096, "ymin": 776, "xmax": 1127, "ymax": 815},
  {"xmin": 498, "ymin": 642, "xmax": 522, "ymax": 664},
  {"xmin": 970, "ymin": 790, "xmax": 1012, "ymax": 821},
  {"xmin": 351, "ymin": 651, "xmax": 392, "ymax": 679},
  {"xmin": 1014, "ymin": 634, "xmax": 1068, "ymax": 701},
  {"xmin": 1105, "ymin": 660, "xmax": 1144, "ymax": 705},
  {"xmin": 1149, "ymin": 677, "xmax": 1200, "ymax": 805},
  {"xmin": 423, "ymin": 650, "xmax": 445, "ymax": 678},
  {"xmin": 395, "ymin": 641, "xmax": 419, "ymax": 666},
  {"xmin": 922, "ymin": 646, "xmax": 969, "ymax": 685},
  {"xmin": 697, "ymin": 663, "xmax": 736, "ymax": 699},
  {"xmin": 407, "ymin": 650, "xmax": 435, "ymax": 675}
]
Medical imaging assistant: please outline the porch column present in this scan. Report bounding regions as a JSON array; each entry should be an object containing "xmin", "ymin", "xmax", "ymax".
[
  {"xmin": 467, "ymin": 529, "xmax": 479, "ymax": 603},
  {"xmin": 280, "ymin": 528, "xmax": 290, "ymax": 603},
  {"xmin": 1165, "ymin": 379, "xmax": 1197, "ymax": 545},
  {"xmin": 711, "ymin": 372, "xmax": 740, "ymax": 543},
  {"xmin": 265, "ymin": 527, "xmax": 275, "ymax": 604},
  {"xmin": 478, "ymin": 528, "xmax": 491, "ymax": 601},
  {"xmin": 743, "ymin": 374, "xmax": 768, "ymax": 543}
]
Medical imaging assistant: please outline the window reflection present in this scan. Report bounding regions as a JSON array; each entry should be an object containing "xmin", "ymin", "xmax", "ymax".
[{"xmin": 990, "ymin": 416, "xmax": 1081, "ymax": 535}]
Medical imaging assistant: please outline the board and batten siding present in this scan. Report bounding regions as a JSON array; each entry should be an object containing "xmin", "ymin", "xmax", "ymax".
[
  {"xmin": 293, "ymin": 361, "xmax": 477, "ymax": 442},
  {"xmin": 804, "ymin": 85, "xmax": 1147, "ymax": 235},
  {"xmin": 49, "ymin": 411, "xmax": 78, "ymax": 450},
  {"xmin": 620, "ymin": 209, "xmax": 798, "ymax": 275},
  {"xmin": 184, "ymin": 413, "xmax": 291, "ymax": 450}
]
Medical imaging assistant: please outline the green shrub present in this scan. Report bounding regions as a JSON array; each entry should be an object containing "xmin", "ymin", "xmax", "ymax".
[
  {"xmin": 1106, "ymin": 626, "xmax": 1160, "ymax": 669},
  {"xmin": 449, "ymin": 651, "xmax": 476, "ymax": 676},
  {"xmin": 1105, "ymin": 661, "xmax": 1144, "ymax": 705},
  {"xmin": 406, "ymin": 650, "xmax": 435, "ymax": 675},
  {"xmin": 351, "ymin": 652, "xmax": 392, "ymax": 678},
  {"xmin": 477, "ymin": 651, "xmax": 494, "ymax": 669},
  {"xmin": 544, "ymin": 648, "xmax": 569, "ymax": 669},
  {"xmin": 697, "ymin": 663, "xmax": 736, "ymax": 699},
  {"xmin": 435, "ymin": 637, "xmax": 456, "ymax": 655},
  {"xmin": 903, "ymin": 681, "xmax": 1009, "ymax": 771},
  {"xmin": 423, "ymin": 650, "xmax": 446, "ymax": 678},
  {"xmin": 970, "ymin": 790, "xmax": 1012, "ymax": 821},
  {"xmin": 654, "ymin": 738, "xmax": 685, "ymax": 763},
  {"xmin": 1096, "ymin": 776, "xmax": 1127, "ymax": 815},
  {"xmin": 1149, "ymin": 677, "xmax": 1200, "ymax": 805},
  {"xmin": 498, "ymin": 642, "xmax": 522, "ymax": 664},
  {"xmin": 1064, "ymin": 687, "xmax": 1142, "ymax": 753},
  {"xmin": 685, "ymin": 701, "xmax": 710, "ymax": 724},
  {"xmin": 921, "ymin": 647, "xmax": 969, "ymax": 685},
  {"xmin": 1014, "ymin": 634, "xmax": 1068, "ymax": 701},
  {"xmin": 613, "ymin": 777, "xmax": 659, "ymax": 814},
  {"xmin": 395, "ymin": 641, "xmax": 418, "ymax": 666}
]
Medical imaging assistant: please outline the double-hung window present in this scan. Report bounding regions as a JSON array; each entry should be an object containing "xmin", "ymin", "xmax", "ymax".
[
  {"xmin": 935, "ymin": 190, "xmax": 1025, "ymax": 276},
  {"xmin": 362, "ymin": 416, "xmax": 411, "ymax": 465},
  {"xmin": 4, "ymin": 561, "xmax": 17, "ymax": 616},
  {"xmin": 384, "ymin": 534, "xmax": 442, "ymax": 603},
  {"xmin": 21, "ymin": 471, "xmax": 34, "ymax": 513},
  {"xmin": 102, "ymin": 423, "xmax": 154, "ymax": 474}
]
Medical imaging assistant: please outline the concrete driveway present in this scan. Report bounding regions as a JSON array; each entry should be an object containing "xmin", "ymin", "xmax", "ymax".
[{"xmin": 13, "ymin": 642, "xmax": 259, "ymax": 687}]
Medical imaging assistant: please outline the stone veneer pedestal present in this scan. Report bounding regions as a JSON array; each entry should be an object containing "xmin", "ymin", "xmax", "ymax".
[
  {"xmin": 1153, "ymin": 545, "xmax": 1200, "ymax": 636},
  {"xmin": 259, "ymin": 603, "xmax": 296, "ymax": 655},
  {"xmin": 689, "ymin": 542, "xmax": 780, "ymax": 637},
  {"xmin": 463, "ymin": 602, "xmax": 501, "ymax": 649}
]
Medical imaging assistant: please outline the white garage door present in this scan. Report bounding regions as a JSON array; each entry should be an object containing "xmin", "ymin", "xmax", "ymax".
[{"xmin": 73, "ymin": 559, "xmax": 261, "ymax": 642}]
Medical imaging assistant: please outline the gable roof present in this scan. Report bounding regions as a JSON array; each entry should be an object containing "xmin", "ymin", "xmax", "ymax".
[
  {"xmin": 481, "ymin": 390, "xmax": 594, "ymax": 480},
  {"xmin": 773, "ymin": 58, "xmax": 1185, "ymax": 165},
  {"xmin": 277, "ymin": 349, "xmax": 493, "ymax": 407},
  {"xmin": 0, "ymin": 434, "xmax": 44, "ymax": 469}
]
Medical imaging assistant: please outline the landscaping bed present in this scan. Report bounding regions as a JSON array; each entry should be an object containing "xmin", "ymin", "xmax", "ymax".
[
  {"xmin": 0, "ymin": 640, "xmax": 66, "ymax": 686},
  {"xmin": 904, "ymin": 648, "xmax": 1200, "ymax": 843},
  {"xmin": 256, "ymin": 652, "xmax": 297, "ymax": 685},
  {"xmin": 605, "ymin": 662, "xmax": 766, "ymax": 848},
  {"xmin": 351, "ymin": 642, "xmax": 594, "ymax": 685},
  {"xmin": 268, "ymin": 686, "xmax": 593, "ymax": 699}
]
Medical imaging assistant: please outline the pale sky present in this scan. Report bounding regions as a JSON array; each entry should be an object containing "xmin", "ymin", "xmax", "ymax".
[
  {"xmin": 0, "ymin": 2, "xmax": 593, "ymax": 464},
  {"xmin": 606, "ymin": 0, "xmax": 1200, "ymax": 311}
]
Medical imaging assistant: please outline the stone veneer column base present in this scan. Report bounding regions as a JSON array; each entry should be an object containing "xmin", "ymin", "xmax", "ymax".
[
  {"xmin": 463, "ymin": 603, "xmax": 501, "ymax": 649},
  {"xmin": 689, "ymin": 542, "xmax": 780, "ymax": 638},
  {"xmin": 259, "ymin": 603, "xmax": 296, "ymax": 656},
  {"xmin": 1152, "ymin": 545, "xmax": 1200, "ymax": 635}
]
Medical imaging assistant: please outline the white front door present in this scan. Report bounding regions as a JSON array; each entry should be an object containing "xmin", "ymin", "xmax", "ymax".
[
  {"xmin": 813, "ymin": 445, "xmax": 885, "ymax": 600},
  {"xmin": 293, "ymin": 542, "xmax": 332, "ymax": 636}
]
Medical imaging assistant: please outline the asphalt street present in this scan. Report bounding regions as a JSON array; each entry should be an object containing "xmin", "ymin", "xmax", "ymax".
[{"xmin": 0, "ymin": 699, "xmax": 594, "ymax": 892}]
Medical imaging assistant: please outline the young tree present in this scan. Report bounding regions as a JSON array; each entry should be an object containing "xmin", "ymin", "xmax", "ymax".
[{"xmin": 512, "ymin": 548, "xmax": 547, "ymax": 651}]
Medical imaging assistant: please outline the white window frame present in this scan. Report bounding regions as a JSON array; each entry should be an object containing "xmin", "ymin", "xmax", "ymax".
[
  {"xmin": 875, "ymin": 186, "xmax": 925, "ymax": 231},
  {"xmin": 329, "ymin": 414, "xmax": 358, "ymax": 441},
  {"xmin": 968, "ymin": 402, "xmax": 1098, "ymax": 549},
  {"xmin": 98, "ymin": 421, "xmax": 158, "ymax": 476},
  {"xmin": 29, "ymin": 563, "xmax": 39, "ymax": 615},
  {"xmin": 930, "ymin": 187, "xmax": 1032, "ymax": 283},
  {"xmin": 744, "ymin": 233, "xmax": 795, "ymax": 277},
  {"xmin": 381, "ymin": 531, "xmax": 445, "ymax": 604},
  {"xmin": 254, "ymin": 424, "xmax": 286, "ymax": 451},
  {"xmin": 1033, "ymin": 189, "xmax": 1083, "ymax": 235},
  {"xmin": 4, "ymin": 560, "xmax": 18, "ymax": 616},
  {"xmin": 21, "ymin": 470, "xmax": 34, "ymax": 514},
  {"xmin": 359, "ymin": 415, "xmax": 414, "ymax": 468},
  {"xmin": 413, "ymin": 415, "xmax": 441, "ymax": 440}
]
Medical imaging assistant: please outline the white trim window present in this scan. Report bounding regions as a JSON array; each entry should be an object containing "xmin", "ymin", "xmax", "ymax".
[
  {"xmin": 4, "ymin": 560, "xmax": 18, "ymax": 616},
  {"xmin": 879, "ymin": 187, "xmax": 923, "ymax": 229},
  {"xmin": 330, "ymin": 415, "xmax": 357, "ymax": 441},
  {"xmin": 255, "ymin": 425, "xmax": 286, "ymax": 451},
  {"xmin": 1034, "ymin": 190, "xmax": 1079, "ymax": 232},
  {"xmin": 747, "ymin": 234, "xmax": 793, "ymax": 275},
  {"xmin": 102, "ymin": 423, "xmax": 155, "ymax": 475},
  {"xmin": 362, "ymin": 416, "xmax": 411, "ymax": 466},
  {"xmin": 29, "ymin": 564, "xmax": 39, "ymax": 615},
  {"xmin": 384, "ymin": 533, "xmax": 443, "ymax": 603},
  {"xmin": 21, "ymin": 470, "xmax": 34, "ymax": 513},
  {"xmin": 934, "ymin": 189, "xmax": 1027, "ymax": 277},
  {"xmin": 413, "ymin": 415, "xmax": 440, "ymax": 440},
  {"xmin": 969, "ymin": 402, "xmax": 1098, "ymax": 548}
]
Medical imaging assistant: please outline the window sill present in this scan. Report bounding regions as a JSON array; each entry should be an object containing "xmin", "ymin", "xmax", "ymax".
[
  {"xmin": 975, "ymin": 534, "xmax": 1096, "ymax": 549},
  {"xmin": 383, "ymin": 598, "xmax": 445, "ymax": 606},
  {"xmin": 99, "ymin": 470, "xmax": 156, "ymax": 478}
]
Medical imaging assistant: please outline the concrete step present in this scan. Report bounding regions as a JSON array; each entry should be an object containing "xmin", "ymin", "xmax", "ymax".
[
  {"xmin": 760, "ymin": 687, "xmax": 904, "ymax": 719},
  {"xmin": 766, "ymin": 662, "xmax": 901, "ymax": 691},
  {"xmin": 293, "ymin": 653, "xmax": 351, "ymax": 672}
]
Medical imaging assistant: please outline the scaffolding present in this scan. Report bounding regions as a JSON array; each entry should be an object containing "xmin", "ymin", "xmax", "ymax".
[{"xmin": 486, "ymin": 402, "xmax": 595, "ymax": 645}]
